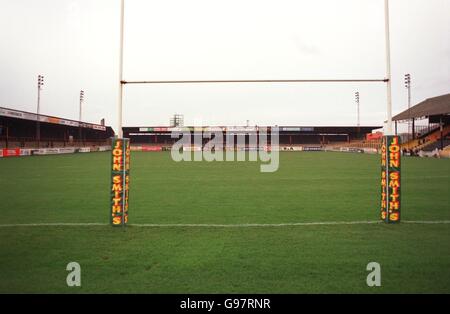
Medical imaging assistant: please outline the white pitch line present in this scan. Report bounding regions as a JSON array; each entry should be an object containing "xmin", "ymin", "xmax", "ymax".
[
  {"xmin": 0, "ymin": 223, "xmax": 107, "ymax": 227},
  {"xmin": 0, "ymin": 220, "xmax": 449, "ymax": 228},
  {"xmin": 402, "ymin": 220, "xmax": 450, "ymax": 224},
  {"xmin": 129, "ymin": 221, "xmax": 383, "ymax": 228}
]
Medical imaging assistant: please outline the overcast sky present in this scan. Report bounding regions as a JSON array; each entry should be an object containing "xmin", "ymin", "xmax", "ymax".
[{"xmin": 0, "ymin": 0, "xmax": 449, "ymax": 131}]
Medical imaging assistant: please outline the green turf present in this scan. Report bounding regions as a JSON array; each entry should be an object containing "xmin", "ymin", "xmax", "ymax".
[{"xmin": 0, "ymin": 151, "xmax": 449, "ymax": 293}]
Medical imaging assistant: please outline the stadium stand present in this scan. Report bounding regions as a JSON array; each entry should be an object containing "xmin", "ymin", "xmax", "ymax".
[
  {"xmin": 344, "ymin": 139, "xmax": 383, "ymax": 150},
  {"xmin": 421, "ymin": 138, "xmax": 450, "ymax": 152},
  {"xmin": 404, "ymin": 125, "xmax": 450, "ymax": 152},
  {"xmin": 393, "ymin": 93, "xmax": 450, "ymax": 152},
  {"xmin": 0, "ymin": 107, "xmax": 114, "ymax": 149},
  {"xmin": 122, "ymin": 125, "xmax": 380, "ymax": 150}
]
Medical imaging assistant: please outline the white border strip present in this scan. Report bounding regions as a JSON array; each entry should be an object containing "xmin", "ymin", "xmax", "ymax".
[
  {"xmin": 0, "ymin": 223, "xmax": 107, "ymax": 227},
  {"xmin": 0, "ymin": 220, "xmax": 449, "ymax": 228},
  {"xmin": 129, "ymin": 221, "xmax": 383, "ymax": 228},
  {"xmin": 402, "ymin": 220, "xmax": 450, "ymax": 224}
]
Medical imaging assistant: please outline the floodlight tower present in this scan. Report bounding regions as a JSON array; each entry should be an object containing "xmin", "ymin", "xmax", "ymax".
[
  {"xmin": 355, "ymin": 91, "xmax": 360, "ymax": 127},
  {"xmin": 170, "ymin": 114, "xmax": 184, "ymax": 127},
  {"xmin": 79, "ymin": 90, "xmax": 85, "ymax": 145},
  {"xmin": 355, "ymin": 91, "xmax": 360, "ymax": 138},
  {"xmin": 404, "ymin": 74, "xmax": 411, "ymax": 140},
  {"xmin": 36, "ymin": 75, "xmax": 44, "ymax": 148}
]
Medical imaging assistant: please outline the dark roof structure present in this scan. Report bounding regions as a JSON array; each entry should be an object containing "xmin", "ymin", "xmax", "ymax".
[
  {"xmin": 392, "ymin": 93, "xmax": 450, "ymax": 121},
  {"xmin": 0, "ymin": 106, "xmax": 108, "ymax": 131}
]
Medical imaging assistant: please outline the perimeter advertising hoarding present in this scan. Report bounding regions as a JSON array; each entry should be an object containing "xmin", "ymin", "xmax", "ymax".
[
  {"xmin": 142, "ymin": 146, "xmax": 162, "ymax": 151},
  {"xmin": 1, "ymin": 148, "xmax": 20, "ymax": 157},
  {"xmin": 110, "ymin": 138, "xmax": 131, "ymax": 226},
  {"xmin": 381, "ymin": 136, "xmax": 401, "ymax": 223},
  {"xmin": 302, "ymin": 146, "xmax": 323, "ymax": 151}
]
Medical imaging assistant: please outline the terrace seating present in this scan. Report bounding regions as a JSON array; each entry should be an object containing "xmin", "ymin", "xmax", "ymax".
[
  {"xmin": 421, "ymin": 138, "xmax": 450, "ymax": 151},
  {"xmin": 402, "ymin": 125, "xmax": 450, "ymax": 151}
]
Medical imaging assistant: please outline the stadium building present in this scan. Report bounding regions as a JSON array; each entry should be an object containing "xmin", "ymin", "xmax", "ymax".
[
  {"xmin": 393, "ymin": 93, "xmax": 450, "ymax": 152},
  {"xmin": 0, "ymin": 107, "xmax": 114, "ymax": 149},
  {"xmin": 122, "ymin": 125, "xmax": 381, "ymax": 150}
]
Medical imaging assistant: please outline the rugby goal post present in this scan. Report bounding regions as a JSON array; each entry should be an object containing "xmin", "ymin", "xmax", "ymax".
[{"xmin": 110, "ymin": 0, "xmax": 400, "ymax": 226}]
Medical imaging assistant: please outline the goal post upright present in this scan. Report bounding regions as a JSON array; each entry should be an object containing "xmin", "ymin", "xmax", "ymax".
[
  {"xmin": 384, "ymin": 0, "xmax": 393, "ymax": 136},
  {"xmin": 110, "ymin": 0, "xmax": 128, "ymax": 226},
  {"xmin": 381, "ymin": 0, "xmax": 401, "ymax": 223},
  {"xmin": 117, "ymin": 0, "xmax": 125, "ymax": 139}
]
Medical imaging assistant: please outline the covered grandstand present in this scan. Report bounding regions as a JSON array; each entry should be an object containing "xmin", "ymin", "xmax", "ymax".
[
  {"xmin": 0, "ymin": 107, "xmax": 115, "ymax": 149},
  {"xmin": 393, "ymin": 93, "xmax": 450, "ymax": 151},
  {"xmin": 123, "ymin": 125, "xmax": 381, "ymax": 149}
]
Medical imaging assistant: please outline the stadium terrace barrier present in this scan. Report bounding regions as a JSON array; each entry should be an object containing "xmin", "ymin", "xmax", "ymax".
[
  {"xmin": 0, "ymin": 146, "xmax": 111, "ymax": 157},
  {"xmin": 130, "ymin": 146, "xmax": 142, "ymax": 151},
  {"xmin": 142, "ymin": 146, "xmax": 162, "ymax": 152},
  {"xmin": 324, "ymin": 146, "xmax": 379, "ymax": 154},
  {"xmin": 98, "ymin": 146, "xmax": 111, "ymax": 152},
  {"xmin": 363, "ymin": 148, "xmax": 379, "ymax": 154},
  {"xmin": 302, "ymin": 146, "xmax": 324, "ymax": 151},
  {"xmin": 32, "ymin": 148, "xmax": 76, "ymax": 155},
  {"xmin": 78, "ymin": 147, "xmax": 91, "ymax": 153},
  {"xmin": 418, "ymin": 149, "xmax": 441, "ymax": 158},
  {"xmin": 20, "ymin": 149, "xmax": 33, "ymax": 156},
  {"xmin": 0, "ymin": 138, "xmax": 112, "ymax": 150},
  {"xmin": 1, "ymin": 144, "xmax": 380, "ymax": 156},
  {"xmin": 281, "ymin": 146, "xmax": 303, "ymax": 151},
  {"xmin": 128, "ymin": 145, "xmax": 381, "ymax": 154},
  {"xmin": 1, "ymin": 148, "xmax": 20, "ymax": 157},
  {"xmin": 339, "ymin": 147, "xmax": 365, "ymax": 153},
  {"xmin": 130, "ymin": 146, "xmax": 163, "ymax": 152}
]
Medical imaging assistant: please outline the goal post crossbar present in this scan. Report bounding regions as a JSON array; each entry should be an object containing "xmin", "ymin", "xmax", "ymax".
[
  {"xmin": 121, "ymin": 79, "xmax": 388, "ymax": 85},
  {"xmin": 113, "ymin": 0, "xmax": 399, "ymax": 226},
  {"xmin": 117, "ymin": 0, "xmax": 394, "ymax": 137}
]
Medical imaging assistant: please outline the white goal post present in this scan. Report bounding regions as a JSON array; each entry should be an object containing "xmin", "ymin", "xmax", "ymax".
[
  {"xmin": 115, "ymin": 0, "xmax": 394, "ymax": 138},
  {"xmin": 111, "ymin": 0, "xmax": 399, "ymax": 226}
]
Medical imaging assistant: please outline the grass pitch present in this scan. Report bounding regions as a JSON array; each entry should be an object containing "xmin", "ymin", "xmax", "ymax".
[{"xmin": 0, "ymin": 151, "xmax": 449, "ymax": 293}]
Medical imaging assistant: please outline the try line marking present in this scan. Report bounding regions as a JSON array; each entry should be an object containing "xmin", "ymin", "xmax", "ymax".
[{"xmin": 0, "ymin": 220, "xmax": 449, "ymax": 228}]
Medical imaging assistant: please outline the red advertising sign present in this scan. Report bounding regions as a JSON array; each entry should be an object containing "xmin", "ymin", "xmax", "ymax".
[
  {"xmin": 2, "ymin": 148, "xmax": 20, "ymax": 157},
  {"xmin": 367, "ymin": 132, "xmax": 383, "ymax": 141}
]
